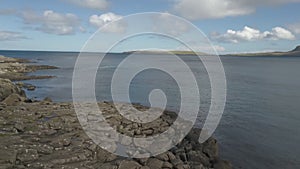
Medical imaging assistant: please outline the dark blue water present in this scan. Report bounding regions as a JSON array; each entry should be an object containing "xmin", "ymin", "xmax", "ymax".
[{"xmin": 1, "ymin": 50, "xmax": 300, "ymax": 169}]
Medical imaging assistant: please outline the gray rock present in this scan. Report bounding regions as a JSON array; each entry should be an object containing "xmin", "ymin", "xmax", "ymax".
[
  {"xmin": 0, "ymin": 78, "xmax": 25, "ymax": 101},
  {"xmin": 16, "ymin": 149, "xmax": 39, "ymax": 164},
  {"xmin": 155, "ymin": 153, "xmax": 169, "ymax": 161},
  {"xmin": 118, "ymin": 160, "xmax": 142, "ymax": 169},
  {"xmin": 171, "ymin": 158, "xmax": 184, "ymax": 166},
  {"xmin": 162, "ymin": 161, "xmax": 173, "ymax": 168},
  {"xmin": 142, "ymin": 129, "xmax": 154, "ymax": 135},
  {"xmin": 175, "ymin": 164, "xmax": 191, "ymax": 169},
  {"xmin": 96, "ymin": 148, "xmax": 117, "ymax": 163},
  {"xmin": 146, "ymin": 158, "xmax": 164, "ymax": 169},
  {"xmin": 0, "ymin": 100, "xmax": 231, "ymax": 169},
  {"xmin": 140, "ymin": 166, "xmax": 151, "ymax": 169},
  {"xmin": 14, "ymin": 122, "xmax": 25, "ymax": 133},
  {"xmin": 187, "ymin": 151, "xmax": 210, "ymax": 167},
  {"xmin": 167, "ymin": 151, "xmax": 177, "ymax": 161},
  {"xmin": 2, "ymin": 94, "xmax": 24, "ymax": 106},
  {"xmin": 97, "ymin": 163, "xmax": 118, "ymax": 169}
]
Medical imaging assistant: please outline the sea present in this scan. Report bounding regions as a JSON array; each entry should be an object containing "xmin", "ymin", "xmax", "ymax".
[{"xmin": 0, "ymin": 50, "xmax": 300, "ymax": 169}]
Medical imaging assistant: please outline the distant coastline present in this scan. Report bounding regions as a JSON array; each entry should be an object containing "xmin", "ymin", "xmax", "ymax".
[
  {"xmin": 122, "ymin": 45, "xmax": 300, "ymax": 57},
  {"xmin": 1, "ymin": 45, "xmax": 300, "ymax": 57},
  {"xmin": 225, "ymin": 45, "xmax": 300, "ymax": 57}
]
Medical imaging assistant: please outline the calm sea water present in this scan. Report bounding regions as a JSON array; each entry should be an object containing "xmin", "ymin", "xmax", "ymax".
[{"xmin": 1, "ymin": 50, "xmax": 300, "ymax": 169}]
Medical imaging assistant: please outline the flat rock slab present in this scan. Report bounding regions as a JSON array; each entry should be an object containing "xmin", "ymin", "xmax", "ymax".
[{"xmin": 0, "ymin": 100, "xmax": 232, "ymax": 169}]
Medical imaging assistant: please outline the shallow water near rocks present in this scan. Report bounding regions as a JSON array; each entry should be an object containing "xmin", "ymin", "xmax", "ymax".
[{"xmin": 1, "ymin": 50, "xmax": 300, "ymax": 169}]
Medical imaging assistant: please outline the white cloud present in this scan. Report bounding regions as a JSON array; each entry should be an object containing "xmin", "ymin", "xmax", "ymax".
[
  {"xmin": 0, "ymin": 31, "xmax": 27, "ymax": 41},
  {"xmin": 89, "ymin": 12, "xmax": 126, "ymax": 33},
  {"xmin": 173, "ymin": 0, "xmax": 300, "ymax": 20},
  {"xmin": 20, "ymin": 10, "xmax": 81, "ymax": 35},
  {"xmin": 64, "ymin": 0, "xmax": 109, "ymax": 10},
  {"xmin": 271, "ymin": 27, "xmax": 295, "ymax": 40},
  {"xmin": 212, "ymin": 26, "xmax": 295, "ymax": 43}
]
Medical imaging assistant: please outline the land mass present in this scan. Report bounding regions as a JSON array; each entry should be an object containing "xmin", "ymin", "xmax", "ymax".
[
  {"xmin": 0, "ymin": 55, "xmax": 58, "ymax": 81},
  {"xmin": 123, "ymin": 50, "xmax": 207, "ymax": 55},
  {"xmin": 123, "ymin": 45, "xmax": 300, "ymax": 57},
  {"xmin": 227, "ymin": 45, "xmax": 300, "ymax": 57}
]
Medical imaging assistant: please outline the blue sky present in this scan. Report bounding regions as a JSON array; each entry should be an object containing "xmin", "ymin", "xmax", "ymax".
[{"xmin": 0, "ymin": 0, "xmax": 300, "ymax": 54}]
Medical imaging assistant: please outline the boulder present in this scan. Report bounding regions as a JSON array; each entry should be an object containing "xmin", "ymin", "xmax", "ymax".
[
  {"xmin": 0, "ymin": 78, "xmax": 25, "ymax": 101},
  {"xmin": 96, "ymin": 147, "xmax": 117, "ymax": 163},
  {"xmin": 118, "ymin": 160, "xmax": 142, "ymax": 169},
  {"xmin": 203, "ymin": 138, "xmax": 218, "ymax": 160},
  {"xmin": 214, "ymin": 159, "xmax": 233, "ymax": 169},
  {"xmin": 2, "ymin": 93, "xmax": 25, "ymax": 106},
  {"xmin": 146, "ymin": 158, "xmax": 164, "ymax": 169}
]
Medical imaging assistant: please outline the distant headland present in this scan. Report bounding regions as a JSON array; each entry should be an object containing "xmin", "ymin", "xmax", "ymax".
[
  {"xmin": 123, "ymin": 45, "xmax": 300, "ymax": 56},
  {"xmin": 227, "ymin": 45, "xmax": 300, "ymax": 57},
  {"xmin": 123, "ymin": 50, "xmax": 207, "ymax": 55}
]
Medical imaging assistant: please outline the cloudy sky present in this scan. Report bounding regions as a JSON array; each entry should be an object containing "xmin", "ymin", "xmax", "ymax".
[{"xmin": 0, "ymin": 0, "xmax": 300, "ymax": 53}]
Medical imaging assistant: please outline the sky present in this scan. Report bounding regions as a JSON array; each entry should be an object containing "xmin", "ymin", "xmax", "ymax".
[{"xmin": 0, "ymin": 0, "xmax": 300, "ymax": 54}]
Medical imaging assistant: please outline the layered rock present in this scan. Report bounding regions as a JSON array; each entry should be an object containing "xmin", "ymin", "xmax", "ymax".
[
  {"xmin": 0, "ymin": 97, "xmax": 232, "ymax": 169},
  {"xmin": 0, "ymin": 78, "xmax": 25, "ymax": 101},
  {"xmin": 0, "ymin": 55, "xmax": 57, "ymax": 81}
]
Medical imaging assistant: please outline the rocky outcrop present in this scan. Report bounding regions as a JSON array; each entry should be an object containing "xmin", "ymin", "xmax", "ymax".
[
  {"xmin": 0, "ymin": 78, "xmax": 25, "ymax": 101},
  {"xmin": 0, "ymin": 55, "xmax": 57, "ymax": 81},
  {"xmin": 291, "ymin": 45, "xmax": 300, "ymax": 52},
  {"xmin": 0, "ymin": 98, "xmax": 232, "ymax": 169}
]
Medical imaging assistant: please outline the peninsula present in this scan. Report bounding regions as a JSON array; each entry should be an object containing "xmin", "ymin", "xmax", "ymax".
[{"xmin": 123, "ymin": 45, "xmax": 300, "ymax": 57}]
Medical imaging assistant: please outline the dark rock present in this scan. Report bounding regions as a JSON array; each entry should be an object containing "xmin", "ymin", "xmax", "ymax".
[
  {"xmin": 17, "ymin": 82, "xmax": 36, "ymax": 91},
  {"xmin": 203, "ymin": 138, "xmax": 218, "ymax": 160},
  {"xmin": 187, "ymin": 151, "xmax": 210, "ymax": 167},
  {"xmin": 25, "ymin": 84, "xmax": 36, "ymax": 91},
  {"xmin": 170, "ymin": 158, "xmax": 184, "ymax": 166},
  {"xmin": 43, "ymin": 97, "xmax": 53, "ymax": 102},
  {"xmin": 291, "ymin": 45, "xmax": 300, "ymax": 52},
  {"xmin": 214, "ymin": 159, "xmax": 232, "ymax": 169},
  {"xmin": 174, "ymin": 164, "xmax": 190, "ymax": 169},
  {"xmin": 179, "ymin": 153, "xmax": 188, "ymax": 162}
]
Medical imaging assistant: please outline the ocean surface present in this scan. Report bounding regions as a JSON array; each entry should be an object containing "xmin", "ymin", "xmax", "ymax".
[{"xmin": 1, "ymin": 50, "xmax": 300, "ymax": 169}]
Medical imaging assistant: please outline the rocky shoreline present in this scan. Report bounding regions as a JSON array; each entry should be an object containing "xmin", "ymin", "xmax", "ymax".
[
  {"xmin": 0, "ymin": 55, "xmax": 57, "ymax": 81},
  {"xmin": 0, "ymin": 55, "xmax": 232, "ymax": 169}
]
